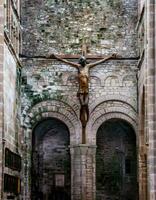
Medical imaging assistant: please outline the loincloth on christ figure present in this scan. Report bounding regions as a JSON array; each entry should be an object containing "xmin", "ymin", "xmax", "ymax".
[{"xmin": 77, "ymin": 73, "xmax": 89, "ymax": 97}]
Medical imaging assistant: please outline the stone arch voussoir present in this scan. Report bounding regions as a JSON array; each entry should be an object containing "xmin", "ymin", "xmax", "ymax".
[
  {"xmin": 23, "ymin": 100, "xmax": 81, "ymax": 145},
  {"xmin": 90, "ymin": 94, "xmax": 137, "ymax": 113},
  {"xmin": 87, "ymin": 100, "xmax": 138, "ymax": 145}
]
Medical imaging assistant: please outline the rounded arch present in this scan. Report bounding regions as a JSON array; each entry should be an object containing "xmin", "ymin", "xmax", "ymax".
[
  {"xmin": 90, "ymin": 76, "xmax": 101, "ymax": 86},
  {"xmin": 22, "ymin": 100, "xmax": 81, "ymax": 200},
  {"xmin": 31, "ymin": 117, "xmax": 71, "ymax": 200},
  {"xmin": 93, "ymin": 113, "xmax": 137, "ymax": 132},
  {"xmin": 89, "ymin": 94, "xmax": 137, "ymax": 113},
  {"xmin": 104, "ymin": 75, "xmax": 120, "ymax": 87},
  {"xmin": 87, "ymin": 98, "xmax": 137, "ymax": 145},
  {"xmin": 32, "ymin": 117, "xmax": 70, "ymax": 141},
  {"xmin": 87, "ymin": 112, "xmax": 137, "ymax": 145},
  {"xmin": 96, "ymin": 118, "xmax": 138, "ymax": 200},
  {"xmin": 23, "ymin": 100, "xmax": 81, "ymax": 145},
  {"xmin": 31, "ymin": 112, "xmax": 77, "ymax": 144},
  {"xmin": 22, "ymin": 99, "xmax": 80, "ymax": 123}
]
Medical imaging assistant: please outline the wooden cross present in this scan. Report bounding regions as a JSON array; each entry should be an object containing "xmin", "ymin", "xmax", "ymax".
[
  {"xmin": 52, "ymin": 47, "xmax": 116, "ymax": 144},
  {"xmin": 81, "ymin": 43, "xmax": 88, "ymax": 57}
]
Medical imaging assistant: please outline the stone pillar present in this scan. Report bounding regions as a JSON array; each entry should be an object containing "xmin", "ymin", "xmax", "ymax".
[
  {"xmin": 139, "ymin": 150, "xmax": 148, "ymax": 200},
  {"xmin": 146, "ymin": 1, "xmax": 156, "ymax": 200},
  {"xmin": 23, "ymin": 128, "xmax": 32, "ymax": 200},
  {"xmin": 70, "ymin": 145, "xmax": 96, "ymax": 200},
  {"xmin": 0, "ymin": 2, "xmax": 4, "ymax": 200}
]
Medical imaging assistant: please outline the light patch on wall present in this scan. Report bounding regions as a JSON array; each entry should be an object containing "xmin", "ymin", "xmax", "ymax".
[{"xmin": 3, "ymin": 43, "xmax": 16, "ymax": 137}]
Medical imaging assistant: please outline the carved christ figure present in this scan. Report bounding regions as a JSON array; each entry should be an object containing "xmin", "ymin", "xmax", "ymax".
[{"xmin": 52, "ymin": 53, "xmax": 116, "ymax": 127}]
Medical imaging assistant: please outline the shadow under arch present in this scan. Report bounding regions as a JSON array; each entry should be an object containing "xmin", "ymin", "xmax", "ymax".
[
  {"xmin": 22, "ymin": 100, "xmax": 81, "ymax": 199},
  {"xmin": 96, "ymin": 118, "xmax": 138, "ymax": 200},
  {"xmin": 31, "ymin": 117, "xmax": 71, "ymax": 200}
]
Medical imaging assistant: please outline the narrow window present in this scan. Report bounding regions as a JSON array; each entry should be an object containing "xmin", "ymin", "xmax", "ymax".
[{"xmin": 4, "ymin": 174, "xmax": 20, "ymax": 194}]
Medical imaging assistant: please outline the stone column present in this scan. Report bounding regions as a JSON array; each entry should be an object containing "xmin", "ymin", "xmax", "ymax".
[
  {"xmin": 139, "ymin": 150, "xmax": 148, "ymax": 200},
  {"xmin": 86, "ymin": 145, "xmax": 96, "ymax": 200},
  {"xmin": 0, "ymin": 2, "xmax": 4, "ymax": 200},
  {"xmin": 70, "ymin": 145, "xmax": 96, "ymax": 200},
  {"xmin": 146, "ymin": 1, "xmax": 156, "ymax": 200},
  {"xmin": 23, "ymin": 128, "xmax": 32, "ymax": 200}
]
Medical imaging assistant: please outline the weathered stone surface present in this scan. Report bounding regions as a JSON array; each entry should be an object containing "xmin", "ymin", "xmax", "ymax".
[
  {"xmin": 21, "ymin": 59, "xmax": 137, "ymax": 117},
  {"xmin": 32, "ymin": 118, "xmax": 70, "ymax": 199},
  {"xmin": 21, "ymin": 1, "xmax": 139, "ymax": 193},
  {"xmin": 96, "ymin": 119, "xmax": 137, "ymax": 200},
  {"xmin": 21, "ymin": 0, "xmax": 138, "ymax": 57},
  {"xmin": 0, "ymin": 0, "xmax": 155, "ymax": 200}
]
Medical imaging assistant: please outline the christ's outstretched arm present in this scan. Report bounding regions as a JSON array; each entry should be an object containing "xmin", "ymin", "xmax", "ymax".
[
  {"xmin": 53, "ymin": 54, "xmax": 80, "ymax": 68},
  {"xmin": 87, "ymin": 53, "xmax": 117, "ymax": 68}
]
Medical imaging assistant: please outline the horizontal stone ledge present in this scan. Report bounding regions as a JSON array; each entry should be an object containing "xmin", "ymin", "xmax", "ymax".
[
  {"xmin": 20, "ymin": 53, "xmax": 139, "ymax": 60},
  {"xmin": 69, "ymin": 144, "xmax": 97, "ymax": 148}
]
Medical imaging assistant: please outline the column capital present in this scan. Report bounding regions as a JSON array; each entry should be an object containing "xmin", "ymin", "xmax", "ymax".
[{"xmin": 69, "ymin": 144, "xmax": 97, "ymax": 155}]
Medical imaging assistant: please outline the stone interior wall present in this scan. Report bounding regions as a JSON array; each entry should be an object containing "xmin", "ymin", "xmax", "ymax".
[
  {"xmin": 137, "ymin": 0, "xmax": 150, "ymax": 199},
  {"xmin": 21, "ymin": 37, "xmax": 138, "ymax": 200},
  {"xmin": 1, "ymin": 0, "xmax": 22, "ymax": 199},
  {"xmin": 96, "ymin": 119, "xmax": 137, "ymax": 200},
  {"xmin": 0, "ymin": 1, "xmax": 4, "ymax": 198},
  {"xmin": 3, "ymin": 43, "xmax": 21, "ymax": 200},
  {"xmin": 21, "ymin": 59, "xmax": 138, "ymax": 126},
  {"xmin": 32, "ymin": 118, "xmax": 70, "ymax": 199},
  {"xmin": 21, "ymin": 0, "xmax": 138, "ymax": 57},
  {"xmin": 137, "ymin": 1, "xmax": 150, "ymax": 199},
  {"xmin": 4, "ymin": 43, "xmax": 18, "ymax": 148},
  {"xmin": 138, "ymin": 0, "xmax": 144, "ymax": 13},
  {"xmin": 21, "ymin": 0, "xmax": 139, "ymax": 199},
  {"xmin": 21, "ymin": 0, "xmax": 138, "ymax": 128}
]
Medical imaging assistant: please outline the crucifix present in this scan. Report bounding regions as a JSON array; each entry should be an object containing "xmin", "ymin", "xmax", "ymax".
[{"xmin": 50, "ymin": 45, "xmax": 116, "ymax": 144}]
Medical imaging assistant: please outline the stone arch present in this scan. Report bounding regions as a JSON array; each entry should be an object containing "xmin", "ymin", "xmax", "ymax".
[
  {"xmin": 22, "ymin": 99, "xmax": 80, "ymax": 121},
  {"xmin": 104, "ymin": 75, "xmax": 120, "ymax": 86},
  {"xmin": 90, "ymin": 76, "xmax": 101, "ymax": 86},
  {"xmin": 96, "ymin": 118, "xmax": 138, "ymax": 200},
  {"xmin": 87, "ymin": 112, "xmax": 137, "ymax": 145},
  {"xmin": 23, "ymin": 100, "xmax": 81, "ymax": 144},
  {"xmin": 89, "ymin": 94, "xmax": 137, "ymax": 113},
  {"xmin": 87, "ymin": 100, "xmax": 137, "ymax": 145},
  {"xmin": 92, "ymin": 112, "xmax": 137, "ymax": 133},
  {"xmin": 31, "ymin": 118, "xmax": 71, "ymax": 200},
  {"xmin": 22, "ymin": 100, "xmax": 81, "ymax": 200}
]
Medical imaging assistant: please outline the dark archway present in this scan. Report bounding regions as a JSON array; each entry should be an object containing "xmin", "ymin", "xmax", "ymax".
[
  {"xmin": 96, "ymin": 119, "xmax": 138, "ymax": 200},
  {"xmin": 31, "ymin": 118, "xmax": 71, "ymax": 200}
]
